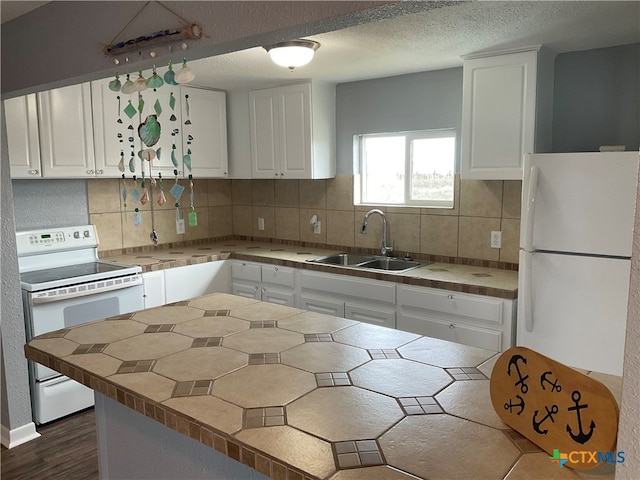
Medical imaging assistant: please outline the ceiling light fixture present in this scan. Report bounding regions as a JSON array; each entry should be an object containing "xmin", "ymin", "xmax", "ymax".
[{"xmin": 264, "ymin": 39, "xmax": 320, "ymax": 70}]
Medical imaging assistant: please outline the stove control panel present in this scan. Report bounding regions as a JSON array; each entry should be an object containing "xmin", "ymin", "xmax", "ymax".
[{"xmin": 16, "ymin": 225, "xmax": 98, "ymax": 256}]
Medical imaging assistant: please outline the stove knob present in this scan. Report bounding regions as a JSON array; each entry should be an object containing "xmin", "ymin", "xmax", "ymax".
[
  {"xmin": 74, "ymin": 231, "xmax": 80, "ymax": 239},
  {"xmin": 83, "ymin": 230, "xmax": 91, "ymax": 238}
]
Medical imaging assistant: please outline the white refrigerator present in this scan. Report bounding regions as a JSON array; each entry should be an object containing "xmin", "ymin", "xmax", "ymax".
[{"xmin": 518, "ymin": 151, "xmax": 639, "ymax": 376}]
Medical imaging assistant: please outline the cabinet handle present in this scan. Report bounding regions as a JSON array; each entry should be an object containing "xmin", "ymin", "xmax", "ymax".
[
  {"xmin": 224, "ymin": 171, "xmax": 228, "ymax": 176},
  {"xmin": 96, "ymin": 169, "xmax": 103, "ymax": 175},
  {"xmin": 87, "ymin": 169, "xmax": 94, "ymax": 175},
  {"xmin": 254, "ymin": 286, "xmax": 259, "ymax": 291},
  {"xmin": 29, "ymin": 169, "xmax": 39, "ymax": 175},
  {"xmin": 261, "ymin": 287, "xmax": 266, "ymax": 293},
  {"xmin": 449, "ymin": 324, "xmax": 455, "ymax": 329},
  {"xmin": 274, "ymin": 267, "xmax": 278, "ymax": 272},
  {"xmin": 447, "ymin": 294, "xmax": 454, "ymax": 300}
]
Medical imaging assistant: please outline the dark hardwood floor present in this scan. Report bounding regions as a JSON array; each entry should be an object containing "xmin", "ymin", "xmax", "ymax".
[{"xmin": 1, "ymin": 409, "xmax": 98, "ymax": 480}]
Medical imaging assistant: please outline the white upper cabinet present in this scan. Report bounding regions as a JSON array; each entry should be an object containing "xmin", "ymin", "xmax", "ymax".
[
  {"xmin": 460, "ymin": 46, "xmax": 551, "ymax": 180},
  {"xmin": 180, "ymin": 86, "xmax": 228, "ymax": 178},
  {"xmin": 38, "ymin": 83, "xmax": 96, "ymax": 178},
  {"xmin": 249, "ymin": 81, "xmax": 335, "ymax": 179},
  {"xmin": 92, "ymin": 77, "xmax": 228, "ymax": 179},
  {"xmin": 4, "ymin": 94, "xmax": 42, "ymax": 178}
]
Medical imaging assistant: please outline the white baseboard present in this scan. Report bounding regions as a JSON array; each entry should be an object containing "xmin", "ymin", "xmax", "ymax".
[{"xmin": 1, "ymin": 422, "xmax": 40, "ymax": 448}]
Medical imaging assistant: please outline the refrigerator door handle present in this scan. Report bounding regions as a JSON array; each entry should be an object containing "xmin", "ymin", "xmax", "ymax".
[
  {"xmin": 523, "ymin": 165, "xmax": 539, "ymax": 252},
  {"xmin": 521, "ymin": 251, "xmax": 534, "ymax": 332}
]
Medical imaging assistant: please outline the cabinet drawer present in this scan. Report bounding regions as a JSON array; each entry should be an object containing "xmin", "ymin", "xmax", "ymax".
[
  {"xmin": 345, "ymin": 303, "xmax": 395, "ymax": 329},
  {"xmin": 398, "ymin": 313, "xmax": 502, "ymax": 352},
  {"xmin": 261, "ymin": 265, "xmax": 295, "ymax": 288},
  {"xmin": 298, "ymin": 294, "xmax": 345, "ymax": 317},
  {"xmin": 231, "ymin": 262, "xmax": 262, "ymax": 282},
  {"xmin": 398, "ymin": 285, "xmax": 502, "ymax": 325},
  {"xmin": 300, "ymin": 271, "xmax": 395, "ymax": 304}
]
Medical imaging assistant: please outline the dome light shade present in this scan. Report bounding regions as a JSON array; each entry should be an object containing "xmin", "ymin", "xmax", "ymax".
[{"xmin": 264, "ymin": 40, "xmax": 320, "ymax": 70}]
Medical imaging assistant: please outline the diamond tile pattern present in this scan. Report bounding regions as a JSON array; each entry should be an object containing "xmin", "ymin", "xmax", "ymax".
[
  {"xmin": 315, "ymin": 372, "xmax": 351, "ymax": 387},
  {"xmin": 24, "ymin": 291, "xmax": 601, "ymax": 480},
  {"xmin": 334, "ymin": 440, "xmax": 384, "ymax": 468}
]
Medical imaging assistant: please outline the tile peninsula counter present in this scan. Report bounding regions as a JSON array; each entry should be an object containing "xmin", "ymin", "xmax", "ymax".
[{"xmin": 24, "ymin": 293, "xmax": 618, "ymax": 480}]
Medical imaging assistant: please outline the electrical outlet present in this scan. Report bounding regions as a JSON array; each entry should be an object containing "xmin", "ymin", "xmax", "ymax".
[
  {"xmin": 258, "ymin": 218, "xmax": 265, "ymax": 231},
  {"xmin": 491, "ymin": 230, "xmax": 502, "ymax": 249},
  {"xmin": 313, "ymin": 221, "xmax": 321, "ymax": 235}
]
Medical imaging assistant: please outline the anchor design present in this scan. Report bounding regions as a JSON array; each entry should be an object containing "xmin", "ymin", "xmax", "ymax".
[
  {"xmin": 540, "ymin": 371, "xmax": 562, "ymax": 392},
  {"xmin": 532, "ymin": 404, "xmax": 559, "ymax": 435},
  {"xmin": 507, "ymin": 354, "xmax": 529, "ymax": 394},
  {"xmin": 504, "ymin": 395, "xmax": 525, "ymax": 415},
  {"xmin": 567, "ymin": 390, "xmax": 595, "ymax": 444}
]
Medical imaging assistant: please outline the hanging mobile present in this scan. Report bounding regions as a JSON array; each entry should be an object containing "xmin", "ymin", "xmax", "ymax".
[
  {"xmin": 121, "ymin": 174, "xmax": 128, "ymax": 219},
  {"xmin": 157, "ymin": 172, "xmax": 167, "ymax": 206},
  {"xmin": 188, "ymin": 174, "xmax": 197, "ymax": 226},
  {"xmin": 130, "ymin": 175, "xmax": 142, "ymax": 204},
  {"xmin": 170, "ymin": 169, "xmax": 185, "ymax": 234},
  {"xmin": 133, "ymin": 207, "xmax": 142, "ymax": 225}
]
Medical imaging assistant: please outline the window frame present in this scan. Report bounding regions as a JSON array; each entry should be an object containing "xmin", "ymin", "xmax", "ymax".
[{"xmin": 357, "ymin": 128, "xmax": 456, "ymax": 209}]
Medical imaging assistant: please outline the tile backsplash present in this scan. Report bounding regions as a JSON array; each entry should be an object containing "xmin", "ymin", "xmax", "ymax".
[{"xmin": 88, "ymin": 175, "xmax": 520, "ymax": 265}]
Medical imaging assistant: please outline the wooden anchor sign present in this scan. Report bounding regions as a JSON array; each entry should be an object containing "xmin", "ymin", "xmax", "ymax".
[{"xmin": 490, "ymin": 347, "xmax": 619, "ymax": 470}]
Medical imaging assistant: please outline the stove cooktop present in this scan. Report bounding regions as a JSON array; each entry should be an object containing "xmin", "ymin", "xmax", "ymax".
[{"xmin": 20, "ymin": 261, "xmax": 141, "ymax": 291}]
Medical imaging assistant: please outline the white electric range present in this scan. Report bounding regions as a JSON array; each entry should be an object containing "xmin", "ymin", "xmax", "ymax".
[{"xmin": 17, "ymin": 225, "xmax": 144, "ymax": 424}]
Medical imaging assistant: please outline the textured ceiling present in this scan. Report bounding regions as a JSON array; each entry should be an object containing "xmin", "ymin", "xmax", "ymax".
[{"xmin": 188, "ymin": 1, "xmax": 640, "ymax": 91}]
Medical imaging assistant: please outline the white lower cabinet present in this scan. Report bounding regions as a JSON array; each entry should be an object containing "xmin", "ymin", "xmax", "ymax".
[
  {"xmin": 164, "ymin": 261, "xmax": 231, "ymax": 304},
  {"xmin": 142, "ymin": 271, "xmax": 166, "ymax": 309},
  {"xmin": 298, "ymin": 270, "xmax": 396, "ymax": 328},
  {"xmin": 231, "ymin": 261, "xmax": 296, "ymax": 306},
  {"xmin": 396, "ymin": 284, "xmax": 515, "ymax": 352}
]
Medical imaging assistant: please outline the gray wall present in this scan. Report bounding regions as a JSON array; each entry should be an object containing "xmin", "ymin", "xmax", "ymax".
[
  {"xmin": 12, "ymin": 180, "xmax": 89, "ymax": 231},
  {"xmin": 552, "ymin": 43, "xmax": 640, "ymax": 152},
  {"xmin": 1, "ymin": 105, "xmax": 34, "ymax": 433},
  {"xmin": 335, "ymin": 68, "xmax": 463, "ymax": 175}
]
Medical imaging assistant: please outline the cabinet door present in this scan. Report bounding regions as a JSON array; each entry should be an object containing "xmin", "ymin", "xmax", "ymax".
[
  {"xmin": 4, "ymin": 94, "xmax": 41, "ymax": 178},
  {"xmin": 461, "ymin": 49, "xmax": 538, "ymax": 180},
  {"xmin": 39, "ymin": 83, "xmax": 96, "ymax": 177},
  {"xmin": 249, "ymin": 89, "xmax": 279, "ymax": 178},
  {"xmin": 91, "ymin": 78, "xmax": 134, "ymax": 177},
  {"xmin": 345, "ymin": 303, "xmax": 395, "ymax": 329},
  {"xmin": 142, "ymin": 271, "xmax": 166, "ymax": 309},
  {"xmin": 181, "ymin": 87, "xmax": 228, "ymax": 178},
  {"xmin": 278, "ymin": 83, "xmax": 312, "ymax": 179}
]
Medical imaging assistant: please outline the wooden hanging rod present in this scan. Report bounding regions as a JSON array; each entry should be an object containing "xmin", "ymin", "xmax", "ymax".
[{"xmin": 104, "ymin": 23, "xmax": 202, "ymax": 57}]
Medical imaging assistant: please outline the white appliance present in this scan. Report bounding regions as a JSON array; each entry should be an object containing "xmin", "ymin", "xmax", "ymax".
[
  {"xmin": 518, "ymin": 152, "xmax": 639, "ymax": 376},
  {"xmin": 17, "ymin": 225, "xmax": 144, "ymax": 424}
]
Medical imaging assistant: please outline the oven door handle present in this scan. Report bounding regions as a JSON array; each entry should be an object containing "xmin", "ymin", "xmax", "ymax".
[{"xmin": 31, "ymin": 276, "xmax": 143, "ymax": 304}]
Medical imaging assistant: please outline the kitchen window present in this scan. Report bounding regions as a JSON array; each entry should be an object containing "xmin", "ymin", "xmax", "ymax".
[{"xmin": 357, "ymin": 129, "xmax": 455, "ymax": 208}]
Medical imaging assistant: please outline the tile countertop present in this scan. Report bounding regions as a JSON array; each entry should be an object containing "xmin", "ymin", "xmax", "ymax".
[
  {"xmin": 101, "ymin": 240, "xmax": 519, "ymax": 299},
  {"xmin": 24, "ymin": 293, "xmax": 620, "ymax": 480}
]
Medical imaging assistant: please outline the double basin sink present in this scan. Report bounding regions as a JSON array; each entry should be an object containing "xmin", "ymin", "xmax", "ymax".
[{"xmin": 307, "ymin": 253, "xmax": 428, "ymax": 273}]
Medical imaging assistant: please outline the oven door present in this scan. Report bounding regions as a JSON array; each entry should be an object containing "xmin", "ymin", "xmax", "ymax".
[{"xmin": 25, "ymin": 278, "xmax": 144, "ymax": 381}]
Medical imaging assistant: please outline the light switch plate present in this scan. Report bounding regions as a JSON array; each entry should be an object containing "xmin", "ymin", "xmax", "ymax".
[
  {"xmin": 258, "ymin": 218, "xmax": 265, "ymax": 231},
  {"xmin": 176, "ymin": 219, "xmax": 185, "ymax": 235},
  {"xmin": 313, "ymin": 221, "xmax": 321, "ymax": 234}
]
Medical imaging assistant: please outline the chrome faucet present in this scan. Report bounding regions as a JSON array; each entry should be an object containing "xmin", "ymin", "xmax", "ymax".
[{"xmin": 360, "ymin": 209, "xmax": 393, "ymax": 256}]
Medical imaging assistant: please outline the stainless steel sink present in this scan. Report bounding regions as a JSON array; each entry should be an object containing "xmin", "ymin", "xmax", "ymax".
[
  {"xmin": 307, "ymin": 253, "xmax": 375, "ymax": 266},
  {"xmin": 358, "ymin": 258, "xmax": 422, "ymax": 272},
  {"xmin": 307, "ymin": 253, "xmax": 427, "ymax": 273}
]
